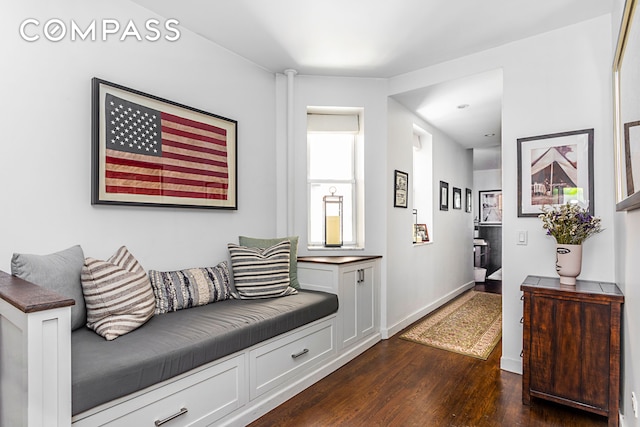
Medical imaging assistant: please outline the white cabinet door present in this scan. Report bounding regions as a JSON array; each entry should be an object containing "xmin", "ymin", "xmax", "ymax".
[
  {"xmin": 339, "ymin": 265, "xmax": 359, "ymax": 349},
  {"xmin": 339, "ymin": 262, "xmax": 375, "ymax": 349},
  {"xmin": 357, "ymin": 264, "xmax": 375, "ymax": 338}
]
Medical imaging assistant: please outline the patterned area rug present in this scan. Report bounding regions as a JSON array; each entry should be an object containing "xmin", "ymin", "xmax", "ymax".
[{"xmin": 400, "ymin": 290, "xmax": 502, "ymax": 360}]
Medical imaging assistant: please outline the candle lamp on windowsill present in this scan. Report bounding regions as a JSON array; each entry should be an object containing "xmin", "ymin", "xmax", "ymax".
[{"xmin": 323, "ymin": 186, "xmax": 343, "ymax": 247}]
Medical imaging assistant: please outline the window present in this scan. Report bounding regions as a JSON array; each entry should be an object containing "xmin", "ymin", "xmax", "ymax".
[
  {"xmin": 412, "ymin": 126, "xmax": 433, "ymax": 243},
  {"xmin": 307, "ymin": 110, "xmax": 363, "ymax": 248}
]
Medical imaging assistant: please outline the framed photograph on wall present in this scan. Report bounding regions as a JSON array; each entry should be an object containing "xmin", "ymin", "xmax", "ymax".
[
  {"xmin": 439, "ymin": 181, "xmax": 449, "ymax": 211},
  {"xmin": 624, "ymin": 121, "xmax": 640, "ymax": 201},
  {"xmin": 413, "ymin": 223, "xmax": 429, "ymax": 243},
  {"xmin": 465, "ymin": 188, "xmax": 472, "ymax": 213},
  {"xmin": 91, "ymin": 78, "xmax": 238, "ymax": 209},
  {"xmin": 479, "ymin": 190, "xmax": 502, "ymax": 224},
  {"xmin": 394, "ymin": 170, "xmax": 409, "ymax": 208},
  {"xmin": 613, "ymin": 0, "xmax": 640, "ymax": 211},
  {"xmin": 453, "ymin": 187, "xmax": 462, "ymax": 210},
  {"xmin": 517, "ymin": 128, "xmax": 594, "ymax": 217}
]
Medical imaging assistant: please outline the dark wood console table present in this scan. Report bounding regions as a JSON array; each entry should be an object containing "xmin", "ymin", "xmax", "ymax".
[{"xmin": 521, "ymin": 275, "xmax": 624, "ymax": 427}]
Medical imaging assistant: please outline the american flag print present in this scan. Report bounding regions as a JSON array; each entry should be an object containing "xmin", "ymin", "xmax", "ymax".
[{"xmin": 99, "ymin": 89, "xmax": 236, "ymax": 208}]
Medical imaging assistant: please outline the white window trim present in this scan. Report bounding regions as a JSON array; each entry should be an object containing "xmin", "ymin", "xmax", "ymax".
[
  {"xmin": 306, "ymin": 108, "xmax": 364, "ymax": 250},
  {"xmin": 412, "ymin": 125, "xmax": 433, "ymax": 245}
]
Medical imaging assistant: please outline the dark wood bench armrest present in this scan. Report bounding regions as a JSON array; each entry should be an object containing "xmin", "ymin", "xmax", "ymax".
[{"xmin": 0, "ymin": 270, "xmax": 74, "ymax": 313}]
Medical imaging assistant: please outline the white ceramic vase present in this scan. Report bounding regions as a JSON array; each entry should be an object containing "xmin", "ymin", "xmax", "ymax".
[{"xmin": 555, "ymin": 244, "xmax": 582, "ymax": 285}]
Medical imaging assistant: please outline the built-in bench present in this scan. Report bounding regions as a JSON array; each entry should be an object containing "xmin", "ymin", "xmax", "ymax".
[
  {"xmin": 72, "ymin": 289, "xmax": 338, "ymax": 415},
  {"xmin": 0, "ymin": 256, "xmax": 382, "ymax": 426}
]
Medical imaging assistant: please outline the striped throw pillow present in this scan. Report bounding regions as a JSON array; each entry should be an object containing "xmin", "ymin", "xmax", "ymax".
[
  {"xmin": 148, "ymin": 262, "xmax": 232, "ymax": 314},
  {"xmin": 81, "ymin": 246, "xmax": 155, "ymax": 340},
  {"xmin": 238, "ymin": 236, "xmax": 300, "ymax": 289},
  {"xmin": 227, "ymin": 240, "xmax": 298, "ymax": 299}
]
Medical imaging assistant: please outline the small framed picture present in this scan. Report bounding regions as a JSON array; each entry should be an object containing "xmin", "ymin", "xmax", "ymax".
[
  {"xmin": 479, "ymin": 190, "xmax": 502, "ymax": 224},
  {"xmin": 465, "ymin": 188, "xmax": 472, "ymax": 213},
  {"xmin": 413, "ymin": 223, "xmax": 429, "ymax": 243},
  {"xmin": 439, "ymin": 181, "xmax": 449, "ymax": 211},
  {"xmin": 394, "ymin": 170, "xmax": 409, "ymax": 208},
  {"xmin": 453, "ymin": 187, "xmax": 462, "ymax": 210}
]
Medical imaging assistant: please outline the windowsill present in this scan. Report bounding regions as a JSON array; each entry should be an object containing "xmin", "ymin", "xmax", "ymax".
[
  {"xmin": 413, "ymin": 241, "xmax": 433, "ymax": 246},
  {"xmin": 307, "ymin": 245, "xmax": 364, "ymax": 251}
]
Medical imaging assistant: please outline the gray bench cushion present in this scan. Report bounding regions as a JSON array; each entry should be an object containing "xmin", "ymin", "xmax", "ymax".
[{"xmin": 71, "ymin": 290, "xmax": 338, "ymax": 415}]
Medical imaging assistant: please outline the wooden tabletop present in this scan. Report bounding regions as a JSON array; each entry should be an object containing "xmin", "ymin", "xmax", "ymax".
[
  {"xmin": 520, "ymin": 275, "xmax": 624, "ymax": 302},
  {"xmin": 297, "ymin": 255, "xmax": 382, "ymax": 265}
]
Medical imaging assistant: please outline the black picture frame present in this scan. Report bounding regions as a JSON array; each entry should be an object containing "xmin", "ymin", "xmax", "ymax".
[
  {"xmin": 465, "ymin": 188, "xmax": 472, "ymax": 213},
  {"xmin": 394, "ymin": 170, "xmax": 409, "ymax": 208},
  {"xmin": 623, "ymin": 120, "xmax": 640, "ymax": 197},
  {"xmin": 453, "ymin": 187, "xmax": 462, "ymax": 210},
  {"xmin": 517, "ymin": 128, "xmax": 594, "ymax": 217},
  {"xmin": 621, "ymin": 120, "xmax": 640, "ymax": 210},
  {"xmin": 439, "ymin": 181, "xmax": 449, "ymax": 211},
  {"xmin": 479, "ymin": 190, "xmax": 502, "ymax": 224},
  {"xmin": 413, "ymin": 223, "xmax": 429, "ymax": 243},
  {"xmin": 91, "ymin": 78, "xmax": 238, "ymax": 209}
]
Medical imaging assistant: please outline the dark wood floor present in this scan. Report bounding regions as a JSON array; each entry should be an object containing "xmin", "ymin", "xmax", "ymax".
[
  {"xmin": 250, "ymin": 281, "xmax": 608, "ymax": 427},
  {"xmin": 473, "ymin": 278, "xmax": 502, "ymax": 295}
]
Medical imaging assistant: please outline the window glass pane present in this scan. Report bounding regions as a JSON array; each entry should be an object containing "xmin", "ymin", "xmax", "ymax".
[
  {"xmin": 308, "ymin": 134, "xmax": 354, "ymax": 180},
  {"xmin": 309, "ymin": 182, "xmax": 354, "ymax": 244}
]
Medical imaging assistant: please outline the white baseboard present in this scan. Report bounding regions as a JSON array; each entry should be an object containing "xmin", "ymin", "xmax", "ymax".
[
  {"xmin": 380, "ymin": 281, "xmax": 475, "ymax": 339},
  {"xmin": 500, "ymin": 356, "xmax": 522, "ymax": 374}
]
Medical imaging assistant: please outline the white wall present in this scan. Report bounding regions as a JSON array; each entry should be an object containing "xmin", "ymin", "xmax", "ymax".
[
  {"xmin": 0, "ymin": 1, "xmax": 277, "ymax": 272},
  {"xmin": 278, "ymin": 76, "xmax": 473, "ymax": 338},
  {"xmin": 385, "ymin": 99, "xmax": 474, "ymax": 337},
  {"xmin": 389, "ymin": 14, "xmax": 616, "ymax": 374},
  {"xmin": 615, "ymin": 208, "xmax": 640, "ymax": 426},
  {"xmin": 612, "ymin": 0, "xmax": 640, "ymax": 424},
  {"xmin": 277, "ymin": 73, "xmax": 390, "ymax": 324},
  {"xmin": 284, "ymin": 74, "xmax": 388, "ymax": 258}
]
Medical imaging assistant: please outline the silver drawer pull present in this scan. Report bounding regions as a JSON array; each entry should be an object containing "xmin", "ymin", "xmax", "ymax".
[
  {"xmin": 155, "ymin": 407, "xmax": 188, "ymax": 426},
  {"xmin": 291, "ymin": 348, "xmax": 309, "ymax": 359}
]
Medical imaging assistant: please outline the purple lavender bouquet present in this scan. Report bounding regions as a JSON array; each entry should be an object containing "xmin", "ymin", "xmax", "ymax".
[{"xmin": 539, "ymin": 202, "xmax": 602, "ymax": 245}]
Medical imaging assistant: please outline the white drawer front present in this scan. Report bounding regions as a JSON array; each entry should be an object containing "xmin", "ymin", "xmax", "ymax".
[
  {"xmin": 250, "ymin": 319, "xmax": 335, "ymax": 399},
  {"xmin": 74, "ymin": 354, "xmax": 246, "ymax": 427},
  {"xmin": 297, "ymin": 265, "xmax": 336, "ymax": 293}
]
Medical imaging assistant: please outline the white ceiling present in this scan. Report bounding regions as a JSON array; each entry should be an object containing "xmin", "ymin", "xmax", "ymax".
[
  {"xmin": 132, "ymin": 0, "xmax": 612, "ymax": 162},
  {"xmin": 391, "ymin": 68, "xmax": 504, "ymax": 150}
]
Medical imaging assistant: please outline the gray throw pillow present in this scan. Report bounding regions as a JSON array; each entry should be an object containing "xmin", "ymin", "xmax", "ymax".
[{"xmin": 11, "ymin": 245, "xmax": 87, "ymax": 330}]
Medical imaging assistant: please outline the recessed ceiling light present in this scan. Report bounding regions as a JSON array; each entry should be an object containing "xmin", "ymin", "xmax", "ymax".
[
  {"xmin": 457, "ymin": 104, "xmax": 470, "ymax": 109},
  {"xmin": 484, "ymin": 133, "xmax": 495, "ymax": 137}
]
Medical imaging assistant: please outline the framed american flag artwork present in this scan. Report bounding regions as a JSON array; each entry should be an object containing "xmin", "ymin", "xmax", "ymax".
[{"xmin": 91, "ymin": 78, "xmax": 237, "ymax": 209}]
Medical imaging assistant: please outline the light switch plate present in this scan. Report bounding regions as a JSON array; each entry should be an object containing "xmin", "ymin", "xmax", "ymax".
[{"xmin": 517, "ymin": 230, "xmax": 528, "ymax": 245}]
